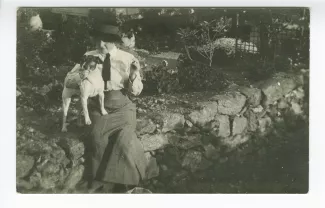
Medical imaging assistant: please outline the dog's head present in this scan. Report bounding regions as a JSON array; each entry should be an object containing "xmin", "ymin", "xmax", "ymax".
[{"xmin": 80, "ymin": 55, "xmax": 102, "ymax": 71}]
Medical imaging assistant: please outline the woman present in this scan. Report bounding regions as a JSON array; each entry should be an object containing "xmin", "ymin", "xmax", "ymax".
[{"xmin": 76, "ymin": 19, "xmax": 150, "ymax": 193}]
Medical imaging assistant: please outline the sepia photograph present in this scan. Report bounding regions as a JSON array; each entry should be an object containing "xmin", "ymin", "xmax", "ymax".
[{"xmin": 15, "ymin": 7, "xmax": 310, "ymax": 194}]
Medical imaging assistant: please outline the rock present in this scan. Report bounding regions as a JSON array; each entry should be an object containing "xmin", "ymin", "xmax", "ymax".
[
  {"xmin": 23, "ymin": 139, "xmax": 53, "ymax": 155},
  {"xmin": 293, "ymin": 87, "xmax": 305, "ymax": 100},
  {"xmin": 277, "ymin": 98, "xmax": 289, "ymax": 109},
  {"xmin": 136, "ymin": 118, "xmax": 157, "ymax": 135},
  {"xmin": 160, "ymin": 164, "xmax": 168, "ymax": 172},
  {"xmin": 36, "ymin": 160, "xmax": 64, "ymax": 190},
  {"xmin": 267, "ymin": 105, "xmax": 279, "ymax": 117},
  {"xmin": 203, "ymin": 144, "xmax": 220, "ymax": 160},
  {"xmin": 49, "ymin": 146, "xmax": 70, "ymax": 167},
  {"xmin": 57, "ymin": 138, "xmax": 84, "ymax": 163},
  {"xmin": 215, "ymin": 114, "xmax": 230, "ymax": 137},
  {"xmin": 29, "ymin": 171, "xmax": 41, "ymax": 188},
  {"xmin": 16, "ymin": 154, "xmax": 35, "ymax": 179},
  {"xmin": 251, "ymin": 105, "xmax": 264, "ymax": 113},
  {"xmin": 258, "ymin": 116, "xmax": 273, "ymax": 134},
  {"xmin": 245, "ymin": 110, "xmax": 258, "ymax": 132},
  {"xmin": 238, "ymin": 105, "xmax": 248, "ymax": 116},
  {"xmin": 140, "ymin": 134, "xmax": 169, "ymax": 152},
  {"xmin": 16, "ymin": 90, "xmax": 22, "ymax": 97},
  {"xmin": 63, "ymin": 165, "xmax": 85, "ymax": 191},
  {"xmin": 188, "ymin": 102, "xmax": 218, "ymax": 127},
  {"xmin": 239, "ymin": 86, "xmax": 262, "ymax": 107},
  {"xmin": 126, "ymin": 187, "xmax": 153, "ymax": 194},
  {"xmin": 145, "ymin": 154, "xmax": 159, "ymax": 179},
  {"xmin": 232, "ymin": 117, "xmax": 248, "ymax": 135},
  {"xmin": 202, "ymin": 120, "xmax": 219, "ymax": 132},
  {"xmin": 144, "ymin": 152, "xmax": 153, "ymax": 161},
  {"xmin": 291, "ymin": 102, "xmax": 303, "ymax": 115},
  {"xmin": 40, "ymin": 174, "xmax": 61, "ymax": 190},
  {"xmin": 221, "ymin": 134, "xmax": 250, "ymax": 149},
  {"xmin": 167, "ymin": 134, "xmax": 202, "ymax": 150},
  {"xmin": 41, "ymin": 162, "xmax": 61, "ymax": 175},
  {"xmin": 161, "ymin": 112, "xmax": 185, "ymax": 133},
  {"xmin": 260, "ymin": 73, "xmax": 300, "ymax": 106},
  {"xmin": 210, "ymin": 91, "xmax": 246, "ymax": 115},
  {"xmin": 185, "ymin": 120, "xmax": 193, "ymax": 128},
  {"xmin": 17, "ymin": 179, "xmax": 34, "ymax": 191},
  {"xmin": 181, "ymin": 150, "xmax": 203, "ymax": 172}
]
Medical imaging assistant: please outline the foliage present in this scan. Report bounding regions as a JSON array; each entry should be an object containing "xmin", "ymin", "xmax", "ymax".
[
  {"xmin": 143, "ymin": 64, "xmax": 182, "ymax": 94},
  {"xmin": 177, "ymin": 54, "xmax": 230, "ymax": 91},
  {"xmin": 177, "ymin": 17, "xmax": 232, "ymax": 66},
  {"xmin": 17, "ymin": 8, "xmax": 93, "ymax": 80}
]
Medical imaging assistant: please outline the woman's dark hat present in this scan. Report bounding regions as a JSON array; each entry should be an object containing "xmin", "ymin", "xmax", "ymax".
[{"xmin": 88, "ymin": 9, "xmax": 122, "ymax": 42}]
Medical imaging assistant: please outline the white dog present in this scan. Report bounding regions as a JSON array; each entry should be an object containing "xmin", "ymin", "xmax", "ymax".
[{"xmin": 61, "ymin": 56, "xmax": 107, "ymax": 132}]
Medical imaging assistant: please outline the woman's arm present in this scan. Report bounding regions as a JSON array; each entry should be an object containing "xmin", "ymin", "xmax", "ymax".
[{"xmin": 127, "ymin": 56, "xmax": 143, "ymax": 96}]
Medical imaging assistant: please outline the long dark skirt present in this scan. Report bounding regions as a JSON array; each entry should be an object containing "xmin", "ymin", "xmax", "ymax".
[{"xmin": 83, "ymin": 90, "xmax": 147, "ymax": 186}]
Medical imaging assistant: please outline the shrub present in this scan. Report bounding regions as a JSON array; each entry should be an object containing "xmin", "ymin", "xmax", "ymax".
[
  {"xmin": 143, "ymin": 64, "xmax": 182, "ymax": 94},
  {"xmin": 177, "ymin": 54, "xmax": 230, "ymax": 91}
]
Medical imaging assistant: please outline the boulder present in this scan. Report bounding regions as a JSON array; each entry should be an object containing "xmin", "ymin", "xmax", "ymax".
[
  {"xmin": 23, "ymin": 139, "xmax": 53, "ymax": 156},
  {"xmin": 232, "ymin": 116, "xmax": 248, "ymax": 135},
  {"xmin": 260, "ymin": 72, "xmax": 301, "ymax": 106},
  {"xmin": 161, "ymin": 112, "xmax": 185, "ymax": 133},
  {"xmin": 16, "ymin": 154, "xmax": 35, "ymax": 179},
  {"xmin": 203, "ymin": 143, "xmax": 220, "ymax": 160},
  {"xmin": 251, "ymin": 105, "xmax": 264, "ymax": 113},
  {"xmin": 62, "ymin": 165, "xmax": 85, "ymax": 191},
  {"xmin": 258, "ymin": 116, "xmax": 273, "ymax": 134},
  {"xmin": 239, "ymin": 86, "xmax": 262, "ymax": 107},
  {"xmin": 210, "ymin": 91, "xmax": 246, "ymax": 115},
  {"xmin": 188, "ymin": 102, "xmax": 218, "ymax": 127},
  {"xmin": 291, "ymin": 102, "xmax": 303, "ymax": 115},
  {"xmin": 221, "ymin": 134, "xmax": 250, "ymax": 149},
  {"xmin": 140, "ymin": 134, "xmax": 169, "ymax": 152},
  {"xmin": 277, "ymin": 98, "xmax": 289, "ymax": 109},
  {"xmin": 57, "ymin": 138, "xmax": 84, "ymax": 164},
  {"xmin": 167, "ymin": 134, "xmax": 202, "ymax": 150},
  {"xmin": 244, "ymin": 110, "xmax": 258, "ymax": 132},
  {"xmin": 293, "ymin": 87, "xmax": 305, "ymax": 100},
  {"xmin": 185, "ymin": 120, "xmax": 193, "ymax": 128},
  {"xmin": 145, "ymin": 153, "xmax": 160, "ymax": 179},
  {"xmin": 17, "ymin": 179, "xmax": 34, "ymax": 191},
  {"xmin": 136, "ymin": 117, "xmax": 156, "ymax": 135},
  {"xmin": 215, "ymin": 114, "xmax": 230, "ymax": 137}
]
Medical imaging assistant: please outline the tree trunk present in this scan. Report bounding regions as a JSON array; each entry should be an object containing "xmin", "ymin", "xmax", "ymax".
[{"xmin": 184, "ymin": 45, "xmax": 193, "ymax": 60}]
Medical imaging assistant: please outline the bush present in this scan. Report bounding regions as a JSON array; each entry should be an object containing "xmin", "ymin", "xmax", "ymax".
[
  {"xmin": 177, "ymin": 54, "xmax": 230, "ymax": 91},
  {"xmin": 143, "ymin": 64, "xmax": 182, "ymax": 94}
]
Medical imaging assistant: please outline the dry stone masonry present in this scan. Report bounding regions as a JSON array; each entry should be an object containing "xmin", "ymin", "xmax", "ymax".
[{"xmin": 16, "ymin": 71, "xmax": 308, "ymax": 193}]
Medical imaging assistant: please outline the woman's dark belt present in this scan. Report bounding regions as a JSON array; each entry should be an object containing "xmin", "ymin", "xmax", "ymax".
[{"xmin": 88, "ymin": 89, "xmax": 131, "ymax": 112}]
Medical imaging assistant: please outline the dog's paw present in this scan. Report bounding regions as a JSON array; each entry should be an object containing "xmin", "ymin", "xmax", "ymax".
[
  {"xmin": 101, "ymin": 109, "xmax": 108, "ymax": 115},
  {"xmin": 85, "ymin": 119, "xmax": 92, "ymax": 125},
  {"xmin": 61, "ymin": 127, "xmax": 68, "ymax": 132}
]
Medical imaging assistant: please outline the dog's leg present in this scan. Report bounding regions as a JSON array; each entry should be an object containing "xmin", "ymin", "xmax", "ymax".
[
  {"xmin": 62, "ymin": 88, "xmax": 72, "ymax": 132},
  {"xmin": 98, "ymin": 91, "xmax": 108, "ymax": 116},
  {"xmin": 81, "ymin": 95, "xmax": 91, "ymax": 125},
  {"xmin": 80, "ymin": 81, "xmax": 92, "ymax": 125}
]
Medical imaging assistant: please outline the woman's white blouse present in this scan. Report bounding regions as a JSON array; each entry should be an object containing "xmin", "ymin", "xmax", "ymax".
[{"xmin": 84, "ymin": 46, "xmax": 143, "ymax": 96}]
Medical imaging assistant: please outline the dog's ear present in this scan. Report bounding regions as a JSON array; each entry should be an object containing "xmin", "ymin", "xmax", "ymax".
[
  {"xmin": 95, "ymin": 56, "xmax": 103, "ymax": 64},
  {"xmin": 79, "ymin": 55, "xmax": 88, "ymax": 68}
]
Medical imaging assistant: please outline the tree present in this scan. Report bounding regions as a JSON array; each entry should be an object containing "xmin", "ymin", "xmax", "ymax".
[{"xmin": 177, "ymin": 17, "xmax": 232, "ymax": 66}]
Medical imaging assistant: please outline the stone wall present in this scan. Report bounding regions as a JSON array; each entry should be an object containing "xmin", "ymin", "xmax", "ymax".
[{"xmin": 16, "ymin": 71, "xmax": 308, "ymax": 193}]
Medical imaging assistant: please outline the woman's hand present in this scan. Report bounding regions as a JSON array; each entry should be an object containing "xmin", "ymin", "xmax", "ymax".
[{"xmin": 129, "ymin": 61, "xmax": 140, "ymax": 82}]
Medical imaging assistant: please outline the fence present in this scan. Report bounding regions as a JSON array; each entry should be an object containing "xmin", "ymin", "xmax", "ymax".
[{"xmin": 234, "ymin": 22, "xmax": 309, "ymax": 64}]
